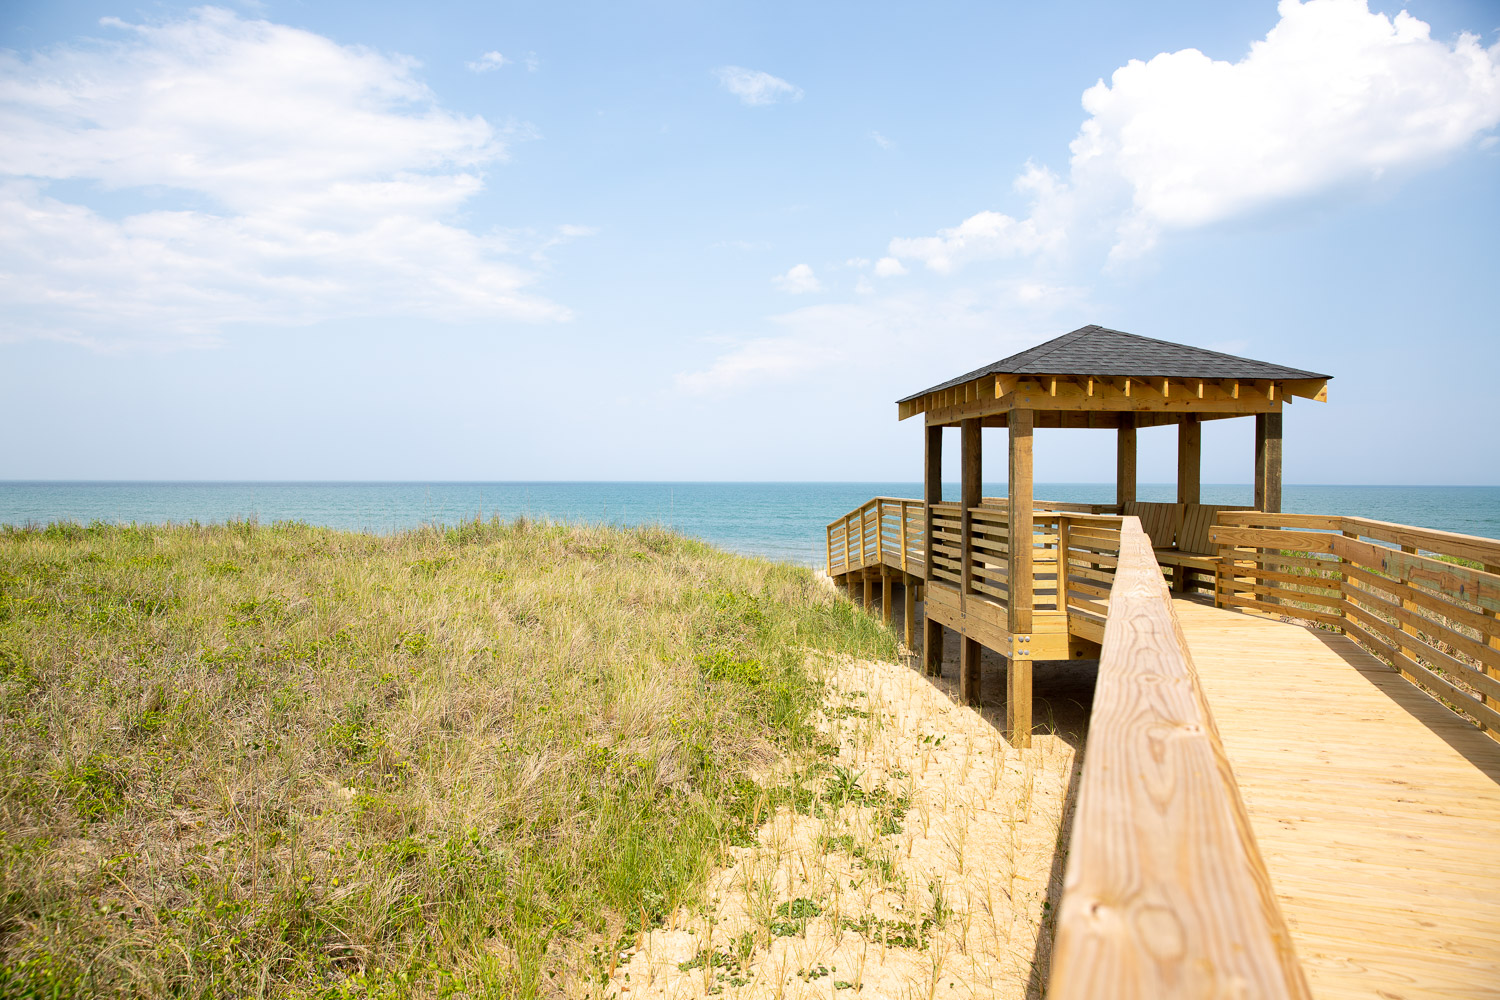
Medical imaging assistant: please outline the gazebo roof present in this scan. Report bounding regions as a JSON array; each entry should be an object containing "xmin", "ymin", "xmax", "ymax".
[
  {"xmin": 897, "ymin": 324, "xmax": 1331, "ymax": 427},
  {"xmin": 900, "ymin": 325, "xmax": 1330, "ymax": 402}
]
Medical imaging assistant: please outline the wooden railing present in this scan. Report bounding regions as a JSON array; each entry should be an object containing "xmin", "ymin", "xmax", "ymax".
[
  {"xmin": 1056, "ymin": 513, "xmax": 1124, "ymax": 636},
  {"xmin": 1050, "ymin": 516, "xmax": 1310, "ymax": 999},
  {"xmin": 828, "ymin": 496, "xmax": 1500, "ymax": 739},
  {"xmin": 1212, "ymin": 513, "xmax": 1500, "ymax": 737},
  {"xmin": 825, "ymin": 497, "xmax": 924, "ymax": 576}
]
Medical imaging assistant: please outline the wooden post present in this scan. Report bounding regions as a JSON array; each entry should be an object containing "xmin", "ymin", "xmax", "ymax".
[
  {"xmin": 1395, "ymin": 543, "xmax": 1421, "ymax": 684},
  {"xmin": 881, "ymin": 569, "xmax": 893, "ymax": 626},
  {"xmin": 961, "ymin": 637, "xmax": 982, "ymax": 706},
  {"xmin": 1008, "ymin": 408, "xmax": 1034, "ymax": 747},
  {"xmin": 1057, "ymin": 515, "xmax": 1071, "ymax": 614},
  {"xmin": 875, "ymin": 500, "xmax": 884, "ymax": 564},
  {"xmin": 862, "ymin": 573, "xmax": 873, "ymax": 611},
  {"xmin": 1170, "ymin": 416, "xmax": 1203, "ymax": 592},
  {"xmin": 864, "ymin": 503, "xmax": 876, "ymax": 566},
  {"xmin": 960, "ymin": 419, "xmax": 982, "ymax": 600},
  {"xmin": 922, "ymin": 425, "xmax": 944, "ymax": 676},
  {"xmin": 899, "ymin": 501, "xmax": 909, "ymax": 573},
  {"xmin": 903, "ymin": 581, "xmax": 916, "ymax": 650},
  {"xmin": 960, "ymin": 418, "xmax": 982, "ymax": 705},
  {"xmin": 1116, "ymin": 413, "xmax": 1137, "ymax": 508},
  {"xmin": 1485, "ymin": 569, "xmax": 1500, "ymax": 719},
  {"xmin": 1255, "ymin": 411, "xmax": 1283, "ymax": 513},
  {"xmin": 1178, "ymin": 415, "xmax": 1201, "ymax": 505}
]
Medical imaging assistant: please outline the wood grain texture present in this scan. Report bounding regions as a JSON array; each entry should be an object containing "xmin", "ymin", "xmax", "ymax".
[
  {"xmin": 1050, "ymin": 519, "xmax": 1310, "ymax": 1000},
  {"xmin": 1255, "ymin": 412, "xmax": 1283, "ymax": 514},
  {"xmin": 1176, "ymin": 598, "xmax": 1500, "ymax": 999},
  {"xmin": 1117, "ymin": 414, "xmax": 1137, "ymax": 506},
  {"xmin": 1177, "ymin": 416, "xmax": 1201, "ymax": 505}
]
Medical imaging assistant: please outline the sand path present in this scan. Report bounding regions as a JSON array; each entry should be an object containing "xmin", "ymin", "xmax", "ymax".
[{"xmin": 606, "ymin": 647, "xmax": 1089, "ymax": 1000}]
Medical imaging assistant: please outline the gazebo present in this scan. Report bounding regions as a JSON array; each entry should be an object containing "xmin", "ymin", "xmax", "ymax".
[{"xmin": 895, "ymin": 324, "xmax": 1330, "ymax": 742}]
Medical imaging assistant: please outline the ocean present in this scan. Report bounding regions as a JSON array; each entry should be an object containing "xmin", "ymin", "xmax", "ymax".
[{"xmin": 2, "ymin": 481, "xmax": 1498, "ymax": 566}]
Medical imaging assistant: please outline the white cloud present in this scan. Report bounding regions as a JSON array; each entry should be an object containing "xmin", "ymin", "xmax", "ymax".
[
  {"xmin": 870, "ymin": 130, "xmax": 894, "ymax": 150},
  {"xmin": 467, "ymin": 50, "xmax": 509, "ymax": 72},
  {"xmin": 883, "ymin": 0, "xmax": 1500, "ymax": 269},
  {"xmin": 715, "ymin": 66, "xmax": 803, "ymax": 106},
  {"xmin": 873, "ymin": 256, "xmax": 907, "ymax": 277},
  {"xmin": 1078, "ymin": 0, "xmax": 1500, "ymax": 257},
  {"xmin": 523, "ymin": 52, "xmax": 541, "ymax": 73},
  {"xmin": 772, "ymin": 263, "xmax": 821, "ymax": 294},
  {"xmin": 887, "ymin": 165, "xmax": 1067, "ymax": 272},
  {"xmin": 0, "ymin": 8, "xmax": 568, "ymax": 347}
]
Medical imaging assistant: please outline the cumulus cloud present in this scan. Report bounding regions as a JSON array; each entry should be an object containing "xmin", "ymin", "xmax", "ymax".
[
  {"xmin": 715, "ymin": 66, "xmax": 803, "ymax": 106},
  {"xmin": 873, "ymin": 256, "xmax": 907, "ymax": 277},
  {"xmin": 884, "ymin": 0, "xmax": 1500, "ymax": 268},
  {"xmin": 772, "ymin": 263, "xmax": 821, "ymax": 294},
  {"xmin": 467, "ymin": 51, "xmax": 509, "ymax": 72},
  {"xmin": 888, "ymin": 165, "xmax": 1067, "ymax": 272},
  {"xmin": 0, "ymin": 7, "xmax": 568, "ymax": 347},
  {"xmin": 870, "ymin": 130, "xmax": 894, "ymax": 150}
]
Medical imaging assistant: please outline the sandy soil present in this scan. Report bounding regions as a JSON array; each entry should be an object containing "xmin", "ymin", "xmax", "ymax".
[{"xmin": 605, "ymin": 600, "xmax": 1094, "ymax": 1000}]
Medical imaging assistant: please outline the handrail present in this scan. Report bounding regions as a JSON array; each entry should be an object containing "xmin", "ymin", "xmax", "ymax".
[
  {"xmin": 1210, "ymin": 513, "xmax": 1500, "ymax": 737},
  {"xmin": 1050, "ymin": 516, "xmax": 1311, "ymax": 999}
]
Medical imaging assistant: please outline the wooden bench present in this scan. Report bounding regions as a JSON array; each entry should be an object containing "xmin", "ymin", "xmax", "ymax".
[{"xmin": 1122, "ymin": 502, "xmax": 1250, "ymax": 591}]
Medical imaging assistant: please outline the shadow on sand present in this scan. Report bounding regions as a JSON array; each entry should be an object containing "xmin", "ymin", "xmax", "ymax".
[{"xmin": 873, "ymin": 583, "xmax": 1093, "ymax": 999}]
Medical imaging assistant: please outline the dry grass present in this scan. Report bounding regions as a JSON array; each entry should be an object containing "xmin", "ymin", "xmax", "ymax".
[{"xmin": 0, "ymin": 517, "xmax": 896, "ymax": 998}]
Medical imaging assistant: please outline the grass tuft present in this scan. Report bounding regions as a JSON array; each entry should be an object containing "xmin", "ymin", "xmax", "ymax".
[{"xmin": 0, "ymin": 517, "xmax": 895, "ymax": 998}]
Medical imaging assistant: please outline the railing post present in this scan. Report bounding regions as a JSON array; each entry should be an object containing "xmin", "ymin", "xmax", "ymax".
[
  {"xmin": 876, "ymin": 499, "xmax": 884, "ymax": 564},
  {"xmin": 922, "ymin": 425, "xmax": 944, "ymax": 677},
  {"xmin": 1057, "ymin": 514, "xmax": 1071, "ymax": 614},
  {"xmin": 959, "ymin": 418, "xmax": 982, "ymax": 705},
  {"xmin": 899, "ymin": 501, "xmax": 909, "ymax": 573}
]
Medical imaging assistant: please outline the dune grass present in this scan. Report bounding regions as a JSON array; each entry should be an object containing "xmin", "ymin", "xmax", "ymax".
[{"xmin": 0, "ymin": 517, "xmax": 896, "ymax": 998}]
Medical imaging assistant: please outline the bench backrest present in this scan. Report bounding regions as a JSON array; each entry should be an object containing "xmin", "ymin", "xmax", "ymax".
[
  {"xmin": 1124, "ymin": 502, "xmax": 1255, "ymax": 553},
  {"xmin": 1122, "ymin": 502, "xmax": 1184, "ymax": 549},
  {"xmin": 1179, "ymin": 504, "xmax": 1250, "ymax": 554}
]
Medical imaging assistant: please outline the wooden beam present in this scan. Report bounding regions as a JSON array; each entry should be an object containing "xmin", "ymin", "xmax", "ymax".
[
  {"xmin": 1283, "ymin": 378, "xmax": 1329, "ymax": 402},
  {"xmin": 960, "ymin": 417, "xmax": 982, "ymax": 702},
  {"xmin": 1117, "ymin": 413, "xmax": 1137, "ymax": 507},
  {"xmin": 1254, "ymin": 412, "xmax": 1283, "ymax": 513},
  {"xmin": 922, "ymin": 425, "xmax": 944, "ymax": 676},
  {"xmin": 1178, "ymin": 415, "xmax": 1201, "ymax": 505},
  {"xmin": 881, "ymin": 569, "xmax": 893, "ymax": 626},
  {"xmin": 1007, "ymin": 408, "xmax": 1034, "ymax": 747}
]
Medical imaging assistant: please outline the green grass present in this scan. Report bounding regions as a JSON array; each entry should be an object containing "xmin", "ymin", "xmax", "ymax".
[{"xmin": 0, "ymin": 517, "xmax": 896, "ymax": 998}]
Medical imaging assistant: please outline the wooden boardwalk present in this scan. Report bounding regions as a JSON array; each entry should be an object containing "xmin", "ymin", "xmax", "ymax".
[{"xmin": 1175, "ymin": 598, "xmax": 1500, "ymax": 1000}]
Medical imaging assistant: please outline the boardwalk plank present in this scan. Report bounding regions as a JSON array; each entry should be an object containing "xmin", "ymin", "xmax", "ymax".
[{"xmin": 1175, "ymin": 599, "xmax": 1500, "ymax": 1000}]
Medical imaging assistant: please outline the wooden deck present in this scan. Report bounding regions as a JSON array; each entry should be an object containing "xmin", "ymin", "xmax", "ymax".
[{"xmin": 1176, "ymin": 598, "xmax": 1500, "ymax": 1000}]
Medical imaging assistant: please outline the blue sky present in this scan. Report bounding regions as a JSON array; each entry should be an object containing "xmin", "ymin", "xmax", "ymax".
[{"xmin": 1, "ymin": 0, "xmax": 1497, "ymax": 484}]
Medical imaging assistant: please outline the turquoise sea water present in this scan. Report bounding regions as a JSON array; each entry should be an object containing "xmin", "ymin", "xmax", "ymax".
[{"xmin": 2, "ymin": 482, "xmax": 1498, "ymax": 566}]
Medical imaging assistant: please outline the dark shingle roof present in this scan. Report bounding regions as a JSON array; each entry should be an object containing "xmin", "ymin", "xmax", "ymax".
[{"xmin": 898, "ymin": 325, "xmax": 1331, "ymax": 403}]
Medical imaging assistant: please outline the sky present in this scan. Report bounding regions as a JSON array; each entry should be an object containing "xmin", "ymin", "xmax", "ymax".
[{"xmin": 1, "ymin": 0, "xmax": 1498, "ymax": 485}]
